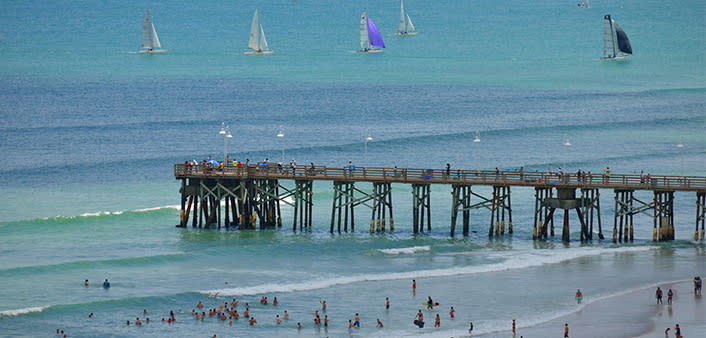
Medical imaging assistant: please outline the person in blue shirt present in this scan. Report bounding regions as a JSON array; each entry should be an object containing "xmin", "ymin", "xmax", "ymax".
[{"xmin": 103, "ymin": 279, "xmax": 110, "ymax": 288}]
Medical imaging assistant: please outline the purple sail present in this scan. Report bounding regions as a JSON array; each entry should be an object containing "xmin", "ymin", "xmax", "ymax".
[{"xmin": 367, "ymin": 18, "xmax": 385, "ymax": 49}]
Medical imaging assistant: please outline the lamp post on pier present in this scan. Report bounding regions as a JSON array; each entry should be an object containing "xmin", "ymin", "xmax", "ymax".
[
  {"xmin": 364, "ymin": 128, "xmax": 372, "ymax": 167},
  {"xmin": 563, "ymin": 134, "xmax": 571, "ymax": 171},
  {"xmin": 677, "ymin": 136, "xmax": 684, "ymax": 177},
  {"xmin": 219, "ymin": 122, "xmax": 232, "ymax": 163},
  {"xmin": 277, "ymin": 125, "xmax": 285, "ymax": 165},
  {"xmin": 473, "ymin": 130, "xmax": 481, "ymax": 171}
]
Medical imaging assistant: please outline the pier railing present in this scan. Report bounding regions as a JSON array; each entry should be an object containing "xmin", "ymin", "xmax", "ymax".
[{"xmin": 175, "ymin": 163, "xmax": 706, "ymax": 192}]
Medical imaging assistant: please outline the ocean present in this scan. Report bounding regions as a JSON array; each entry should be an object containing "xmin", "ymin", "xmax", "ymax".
[{"xmin": 0, "ymin": 0, "xmax": 704, "ymax": 337}]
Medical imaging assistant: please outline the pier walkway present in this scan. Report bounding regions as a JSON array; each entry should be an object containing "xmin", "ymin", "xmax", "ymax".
[{"xmin": 174, "ymin": 163, "xmax": 706, "ymax": 242}]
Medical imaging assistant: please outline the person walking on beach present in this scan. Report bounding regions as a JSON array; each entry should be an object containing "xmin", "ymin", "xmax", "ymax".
[
  {"xmin": 449, "ymin": 306, "xmax": 455, "ymax": 319},
  {"xmin": 412, "ymin": 279, "xmax": 416, "ymax": 291},
  {"xmin": 434, "ymin": 313, "xmax": 440, "ymax": 327},
  {"xmin": 376, "ymin": 318, "xmax": 383, "ymax": 328},
  {"xmin": 348, "ymin": 319, "xmax": 354, "ymax": 334},
  {"xmin": 656, "ymin": 287, "xmax": 663, "ymax": 304},
  {"xmin": 564, "ymin": 323, "xmax": 569, "ymax": 338},
  {"xmin": 385, "ymin": 297, "xmax": 390, "ymax": 310},
  {"xmin": 469, "ymin": 321, "xmax": 474, "ymax": 335},
  {"xmin": 575, "ymin": 289, "xmax": 583, "ymax": 304},
  {"xmin": 674, "ymin": 323, "xmax": 681, "ymax": 338},
  {"xmin": 512, "ymin": 319, "xmax": 516, "ymax": 336},
  {"xmin": 354, "ymin": 313, "xmax": 360, "ymax": 328},
  {"xmin": 694, "ymin": 276, "xmax": 702, "ymax": 295},
  {"xmin": 427, "ymin": 296, "xmax": 434, "ymax": 309},
  {"xmin": 667, "ymin": 289, "xmax": 673, "ymax": 305}
]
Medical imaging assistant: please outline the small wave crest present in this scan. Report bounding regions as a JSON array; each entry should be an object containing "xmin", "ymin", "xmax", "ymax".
[
  {"xmin": 379, "ymin": 245, "xmax": 430, "ymax": 255},
  {"xmin": 0, "ymin": 306, "xmax": 49, "ymax": 317},
  {"xmin": 202, "ymin": 245, "xmax": 655, "ymax": 297}
]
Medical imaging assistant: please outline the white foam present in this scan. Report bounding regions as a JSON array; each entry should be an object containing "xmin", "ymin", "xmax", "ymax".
[
  {"xmin": 54, "ymin": 205, "xmax": 180, "ymax": 220},
  {"xmin": 379, "ymin": 245, "xmax": 431, "ymax": 255},
  {"xmin": 202, "ymin": 246, "xmax": 655, "ymax": 297},
  {"xmin": 0, "ymin": 306, "xmax": 49, "ymax": 317}
]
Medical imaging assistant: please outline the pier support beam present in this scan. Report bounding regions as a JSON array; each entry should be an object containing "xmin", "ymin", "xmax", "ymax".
[
  {"xmin": 412, "ymin": 184, "xmax": 431, "ymax": 233},
  {"xmin": 579, "ymin": 188, "xmax": 602, "ymax": 241},
  {"xmin": 371, "ymin": 182, "xmax": 393, "ymax": 233},
  {"xmin": 489, "ymin": 186, "xmax": 512, "ymax": 237},
  {"xmin": 450, "ymin": 185, "xmax": 471, "ymax": 236},
  {"xmin": 331, "ymin": 181, "xmax": 355, "ymax": 233},
  {"xmin": 697, "ymin": 192, "xmax": 706, "ymax": 240},
  {"xmin": 533, "ymin": 187, "xmax": 555, "ymax": 239},
  {"xmin": 292, "ymin": 180, "xmax": 313, "ymax": 231},
  {"xmin": 654, "ymin": 191, "xmax": 675, "ymax": 241}
]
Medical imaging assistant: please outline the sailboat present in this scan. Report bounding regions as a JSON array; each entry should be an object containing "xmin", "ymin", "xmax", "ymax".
[
  {"xmin": 602, "ymin": 14, "xmax": 633, "ymax": 60},
  {"xmin": 578, "ymin": 0, "xmax": 591, "ymax": 8},
  {"xmin": 138, "ymin": 9, "xmax": 167, "ymax": 54},
  {"xmin": 359, "ymin": 12, "xmax": 385, "ymax": 53},
  {"xmin": 395, "ymin": 0, "xmax": 417, "ymax": 36},
  {"xmin": 244, "ymin": 9, "xmax": 273, "ymax": 55}
]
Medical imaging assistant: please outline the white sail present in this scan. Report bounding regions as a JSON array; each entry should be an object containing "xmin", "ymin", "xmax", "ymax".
[
  {"xmin": 603, "ymin": 15, "xmax": 615, "ymax": 58},
  {"xmin": 259, "ymin": 25, "xmax": 269, "ymax": 51},
  {"xmin": 149, "ymin": 23, "xmax": 162, "ymax": 49},
  {"xmin": 360, "ymin": 12, "xmax": 370, "ymax": 50},
  {"xmin": 248, "ymin": 9, "xmax": 260, "ymax": 50},
  {"xmin": 406, "ymin": 14, "xmax": 415, "ymax": 32},
  {"xmin": 398, "ymin": 0, "xmax": 406, "ymax": 33}
]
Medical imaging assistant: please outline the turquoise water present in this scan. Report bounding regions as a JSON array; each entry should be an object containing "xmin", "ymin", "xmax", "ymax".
[{"xmin": 0, "ymin": 0, "xmax": 705, "ymax": 337}]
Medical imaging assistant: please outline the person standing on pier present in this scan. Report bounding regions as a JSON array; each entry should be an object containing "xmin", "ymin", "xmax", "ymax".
[
  {"xmin": 290, "ymin": 159, "xmax": 296, "ymax": 176},
  {"xmin": 446, "ymin": 163, "xmax": 451, "ymax": 178}
]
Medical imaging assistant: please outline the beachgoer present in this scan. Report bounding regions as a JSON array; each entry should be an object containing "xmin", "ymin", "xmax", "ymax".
[
  {"xmin": 656, "ymin": 287, "xmax": 663, "ymax": 304},
  {"xmin": 414, "ymin": 309, "xmax": 424, "ymax": 328},
  {"xmin": 321, "ymin": 300, "xmax": 327, "ymax": 311},
  {"xmin": 126, "ymin": 320, "xmax": 130, "ymax": 326},
  {"xmin": 434, "ymin": 314, "xmax": 440, "ymax": 327},
  {"xmin": 273, "ymin": 297, "xmax": 278, "ymax": 306},
  {"xmin": 244, "ymin": 308, "xmax": 249, "ymax": 318},
  {"xmin": 575, "ymin": 289, "xmax": 583, "ymax": 304},
  {"xmin": 412, "ymin": 280, "xmax": 416, "ymax": 291},
  {"xmin": 674, "ymin": 324, "xmax": 681, "ymax": 338},
  {"xmin": 695, "ymin": 276, "xmax": 702, "ymax": 294},
  {"xmin": 84, "ymin": 279, "xmax": 89, "ymax": 286},
  {"xmin": 377, "ymin": 318, "xmax": 383, "ymax": 328},
  {"xmin": 512, "ymin": 319, "xmax": 516, "ymax": 335},
  {"xmin": 197, "ymin": 301, "xmax": 203, "ymax": 309},
  {"xmin": 446, "ymin": 163, "xmax": 451, "ymax": 177},
  {"xmin": 88, "ymin": 312, "xmax": 93, "ymax": 318},
  {"xmin": 136, "ymin": 317, "xmax": 142, "ymax": 326},
  {"xmin": 564, "ymin": 323, "xmax": 569, "ymax": 338},
  {"xmin": 354, "ymin": 313, "xmax": 360, "ymax": 327},
  {"xmin": 450, "ymin": 306, "xmax": 455, "ymax": 319},
  {"xmin": 276, "ymin": 314, "xmax": 281, "ymax": 324},
  {"xmin": 427, "ymin": 296, "xmax": 434, "ymax": 309},
  {"xmin": 297, "ymin": 322, "xmax": 303, "ymax": 329},
  {"xmin": 469, "ymin": 322, "xmax": 474, "ymax": 334},
  {"xmin": 348, "ymin": 319, "xmax": 354, "ymax": 334},
  {"xmin": 667, "ymin": 289, "xmax": 673, "ymax": 305},
  {"xmin": 233, "ymin": 310, "xmax": 239, "ymax": 320},
  {"xmin": 664, "ymin": 327, "xmax": 670, "ymax": 337},
  {"xmin": 103, "ymin": 279, "xmax": 110, "ymax": 288},
  {"xmin": 284, "ymin": 310, "xmax": 289, "ymax": 320},
  {"xmin": 324, "ymin": 315, "xmax": 328, "ymax": 327},
  {"xmin": 249, "ymin": 317, "xmax": 257, "ymax": 326},
  {"xmin": 386, "ymin": 297, "xmax": 390, "ymax": 310}
]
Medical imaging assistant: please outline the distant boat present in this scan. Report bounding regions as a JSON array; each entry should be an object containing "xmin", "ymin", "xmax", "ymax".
[
  {"xmin": 395, "ymin": 0, "xmax": 417, "ymax": 36},
  {"xmin": 245, "ymin": 9, "xmax": 273, "ymax": 55},
  {"xmin": 359, "ymin": 12, "xmax": 385, "ymax": 53},
  {"xmin": 139, "ymin": 9, "xmax": 167, "ymax": 54},
  {"xmin": 578, "ymin": 0, "xmax": 591, "ymax": 8},
  {"xmin": 602, "ymin": 14, "xmax": 632, "ymax": 60}
]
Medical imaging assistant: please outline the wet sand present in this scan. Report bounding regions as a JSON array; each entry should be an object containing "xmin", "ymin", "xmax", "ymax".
[{"xmin": 496, "ymin": 280, "xmax": 704, "ymax": 338}]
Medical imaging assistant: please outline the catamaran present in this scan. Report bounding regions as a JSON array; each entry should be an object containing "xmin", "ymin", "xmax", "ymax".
[
  {"xmin": 395, "ymin": 0, "xmax": 417, "ymax": 36},
  {"xmin": 602, "ymin": 14, "xmax": 632, "ymax": 60},
  {"xmin": 359, "ymin": 12, "xmax": 385, "ymax": 53},
  {"xmin": 245, "ymin": 9, "xmax": 273, "ymax": 55},
  {"xmin": 138, "ymin": 9, "xmax": 167, "ymax": 54}
]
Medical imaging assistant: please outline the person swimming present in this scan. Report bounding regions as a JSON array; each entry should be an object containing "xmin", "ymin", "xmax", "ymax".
[{"xmin": 103, "ymin": 279, "xmax": 110, "ymax": 288}]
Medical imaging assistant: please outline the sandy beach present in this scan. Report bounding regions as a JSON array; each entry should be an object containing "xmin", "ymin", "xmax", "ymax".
[{"xmin": 486, "ymin": 279, "xmax": 705, "ymax": 338}]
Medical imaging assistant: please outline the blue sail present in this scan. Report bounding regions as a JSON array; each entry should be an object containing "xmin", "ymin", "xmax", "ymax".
[{"xmin": 367, "ymin": 18, "xmax": 385, "ymax": 49}]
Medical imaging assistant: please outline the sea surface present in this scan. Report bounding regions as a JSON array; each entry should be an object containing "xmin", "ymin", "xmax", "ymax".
[{"xmin": 0, "ymin": 0, "xmax": 704, "ymax": 337}]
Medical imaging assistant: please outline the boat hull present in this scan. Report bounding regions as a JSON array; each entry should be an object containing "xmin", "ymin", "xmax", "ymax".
[
  {"xmin": 244, "ymin": 50, "xmax": 274, "ymax": 55},
  {"xmin": 394, "ymin": 32, "xmax": 418, "ymax": 36},
  {"xmin": 359, "ymin": 49, "xmax": 383, "ymax": 53},
  {"xmin": 138, "ymin": 49, "xmax": 168, "ymax": 54}
]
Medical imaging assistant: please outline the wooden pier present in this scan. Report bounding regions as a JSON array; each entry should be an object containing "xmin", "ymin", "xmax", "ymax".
[{"xmin": 175, "ymin": 163, "xmax": 706, "ymax": 242}]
